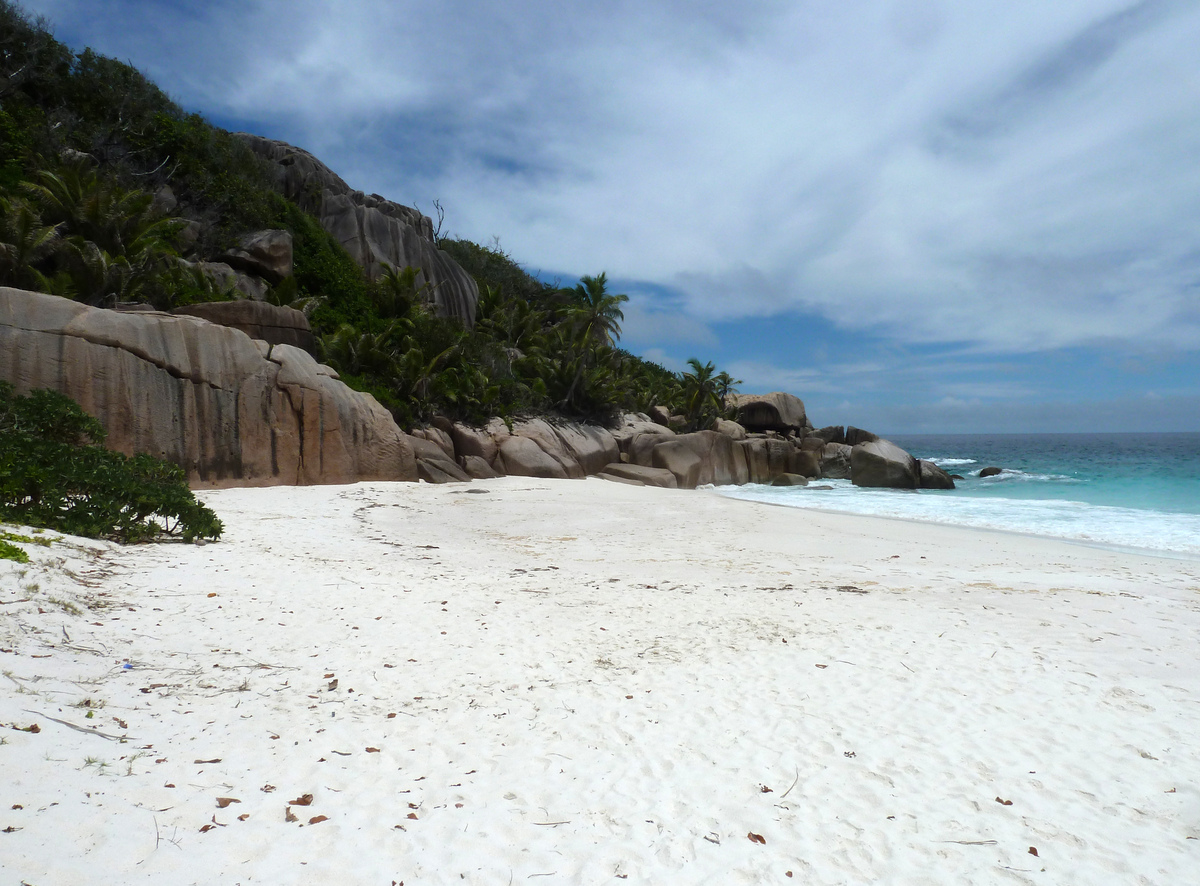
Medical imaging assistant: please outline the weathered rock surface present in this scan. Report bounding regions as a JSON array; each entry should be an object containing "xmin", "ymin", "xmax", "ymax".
[
  {"xmin": 851, "ymin": 439, "xmax": 919, "ymax": 489},
  {"xmin": 811, "ymin": 425, "xmax": 846, "ymax": 445},
  {"xmin": 652, "ymin": 431, "xmax": 749, "ymax": 489},
  {"xmin": 238, "ymin": 134, "xmax": 478, "ymax": 326},
  {"xmin": 0, "ymin": 288, "xmax": 416, "ymax": 486},
  {"xmin": 845, "ymin": 426, "xmax": 880, "ymax": 447},
  {"xmin": 408, "ymin": 434, "xmax": 467, "ymax": 483},
  {"xmin": 820, "ymin": 442, "xmax": 854, "ymax": 480},
  {"xmin": 217, "ymin": 229, "xmax": 293, "ymax": 284},
  {"xmin": 979, "ymin": 466, "xmax": 1003, "ymax": 478},
  {"xmin": 498, "ymin": 435, "xmax": 570, "ymax": 480},
  {"xmin": 172, "ymin": 300, "xmax": 314, "ymax": 352},
  {"xmin": 191, "ymin": 260, "xmax": 269, "ymax": 301},
  {"xmin": 461, "ymin": 455, "xmax": 501, "ymax": 479},
  {"xmin": 611, "ymin": 413, "xmax": 674, "ymax": 456},
  {"xmin": 412, "ymin": 427, "xmax": 455, "ymax": 461},
  {"xmin": 918, "ymin": 460, "xmax": 956, "ymax": 490},
  {"xmin": 771, "ymin": 473, "xmax": 810, "ymax": 486},
  {"xmin": 714, "ymin": 418, "xmax": 747, "ymax": 440},
  {"xmin": 599, "ymin": 463, "xmax": 679, "ymax": 489},
  {"xmin": 649, "ymin": 405, "xmax": 671, "ymax": 427},
  {"xmin": 450, "ymin": 422, "xmax": 500, "ymax": 466},
  {"xmin": 511, "ymin": 419, "xmax": 586, "ymax": 479},
  {"xmin": 733, "ymin": 392, "xmax": 808, "ymax": 433},
  {"xmin": 651, "ymin": 440, "xmax": 703, "ymax": 489},
  {"xmin": 416, "ymin": 456, "xmax": 470, "ymax": 484}
]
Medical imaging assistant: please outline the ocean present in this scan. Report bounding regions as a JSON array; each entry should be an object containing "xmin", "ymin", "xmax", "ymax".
[{"xmin": 715, "ymin": 433, "xmax": 1200, "ymax": 559}]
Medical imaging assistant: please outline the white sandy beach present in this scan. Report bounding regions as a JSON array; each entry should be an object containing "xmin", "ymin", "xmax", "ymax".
[{"xmin": 2, "ymin": 477, "xmax": 1199, "ymax": 885}]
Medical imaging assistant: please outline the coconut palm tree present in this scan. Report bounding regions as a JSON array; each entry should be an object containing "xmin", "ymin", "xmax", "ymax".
[
  {"xmin": 564, "ymin": 271, "xmax": 628, "ymax": 346},
  {"xmin": 680, "ymin": 358, "xmax": 723, "ymax": 430}
]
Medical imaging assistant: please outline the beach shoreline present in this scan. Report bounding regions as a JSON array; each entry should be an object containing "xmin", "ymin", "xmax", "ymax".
[{"xmin": 3, "ymin": 478, "xmax": 1199, "ymax": 884}]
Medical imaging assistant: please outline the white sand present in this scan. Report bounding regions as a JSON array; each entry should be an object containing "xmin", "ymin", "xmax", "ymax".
[{"xmin": 2, "ymin": 477, "xmax": 1199, "ymax": 885}]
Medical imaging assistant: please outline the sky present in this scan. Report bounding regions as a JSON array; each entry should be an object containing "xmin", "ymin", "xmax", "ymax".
[{"xmin": 23, "ymin": 0, "xmax": 1200, "ymax": 433}]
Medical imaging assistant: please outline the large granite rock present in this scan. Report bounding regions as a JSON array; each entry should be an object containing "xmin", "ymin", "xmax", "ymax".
[
  {"xmin": 172, "ymin": 300, "xmax": 314, "ymax": 352},
  {"xmin": 714, "ymin": 418, "xmax": 747, "ymax": 440},
  {"xmin": 599, "ymin": 463, "xmax": 679, "ymax": 489},
  {"xmin": 238, "ymin": 134, "xmax": 478, "ymax": 326},
  {"xmin": 820, "ymin": 442, "xmax": 853, "ymax": 480},
  {"xmin": 851, "ymin": 439, "xmax": 918, "ymax": 489},
  {"xmin": 191, "ymin": 260, "xmax": 269, "ymax": 301},
  {"xmin": 811, "ymin": 425, "xmax": 847, "ymax": 445},
  {"xmin": 732, "ymin": 392, "xmax": 808, "ymax": 433},
  {"xmin": 217, "ymin": 229, "xmax": 293, "ymax": 284},
  {"xmin": 498, "ymin": 435, "xmax": 569, "ymax": 479},
  {"xmin": 450, "ymin": 422, "xmax": 500, "ymax": 466},
  {"xmin": 612, "ymin": 413, "xmax": 674, "ymax": 458},
  {"xmin": 845, "ymin": 426, "xmax": 880, "ymax": 446},
  {"xmin": 651, "ymin": 431, "xmax": 749, "ymax": 489},
  {"xmin": 511, "ymin": 419, "xmax": 586, "ymax": 479},
  {"xmin": 918, "ymin": 459, "xmax": 956, "ymax": 490},
  {"xmin": 0, "ymin": 288, "xmax": 416, "ymax": 486}
]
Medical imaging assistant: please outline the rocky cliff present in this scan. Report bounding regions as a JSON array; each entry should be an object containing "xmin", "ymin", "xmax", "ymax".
[
  {"xmin": 237, "ymin": 134, "xmax": 479, "ymax": 326},
  {"xmin": 0, "ymin": 288, "xmax": 416, "ymax": 486}
]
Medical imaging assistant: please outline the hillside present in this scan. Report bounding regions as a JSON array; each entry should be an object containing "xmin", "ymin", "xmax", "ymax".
[{"xmin": 0, "ymin": 0, "xmax": 738, "ymax": 430}]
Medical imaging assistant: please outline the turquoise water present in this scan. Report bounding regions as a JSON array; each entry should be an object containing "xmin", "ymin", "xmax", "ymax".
[{"xmin": 717, "ymin": 433, "xmax": 1200, "ymax": 558}]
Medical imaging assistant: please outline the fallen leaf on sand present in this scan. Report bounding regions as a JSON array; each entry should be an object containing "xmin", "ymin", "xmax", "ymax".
[
  {"xmin": 1028, "ymin": 847, "xmax": 1039, "ymax": 857},
  {"xmin": 285, "ymin": 807, "xmax": 298, "ymax": 823},
  {"xmin": 407, "ymin": 812, "xmax": 418, "ymax": 820},
  {"xmin": 216, "ymin": 797, "xmax": 240, "ymax": 808},
  {"xmin": 387, "ymin": 713, "xmax": 397, "ymax": 719},
  {"xmin": 289, "ymin": 794, "xmax": 314, "ymax": 806},
  {"xmin": 815, "ymin": 664, "xmax": 828, "ymax": 669},
  {"xmin": 760, "ymin": 785, "xmax": 773, "ymax": 793},
  {"xmin": 199, "ymin": 824, "xmax": 214, "ymax": 833},
  {"xmin": 194, "ymin": 758, "xmax": 221, "ymax": 764},
  {"xmin": 995, "ymin": 797, "xmax": 1013, "ymax": 806},
  {"xmin": 207, "ymin": 593, "xmax": 217, "ymax": 598},
  {"xmin": 366, "ymin": 747, "xmax": 381, "ymax": 753},
  {"xmin": 308, "ymin": 815, "xmax": 329, "ymax": 825},
  {"xmin": 327, "ymin": 679, "xmax": 339, "ymax": 691},
  {"xmin": 238, "ymin": 814, "xmax": 249, "ymax": 821},
  {"xmin": 261, "ymin": 784, "xmax": 276, "ymax": 793},
  {"xmin": 324, "ymin": 673, "xmax": 335, "ymax": 679},
  {"xmin": 747, "ymin": 832, "xmax": 766, "ymax": 844}
]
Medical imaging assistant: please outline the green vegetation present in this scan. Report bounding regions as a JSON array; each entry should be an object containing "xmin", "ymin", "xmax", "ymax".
[
  {"xmin": 0, "ymin": 0, "xmax": 743, "ymax": 432},
  {"xmin": 0, "ymin": 382, "xmax": 223, "ymax": 542}
]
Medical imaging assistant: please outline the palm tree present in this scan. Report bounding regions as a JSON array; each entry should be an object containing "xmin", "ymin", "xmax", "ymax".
[
  {"xmin": 680, "ymin": 358, "xmax": 722, "ymax": 430},
  {"xmin": 557, "ymin": 272, "xmax": 629, "ymax": 412},
  {"xmin": 564, "ymin": 271, "xmax": 628, "ymax": 346},
  {"xmin": 713, "ymin": 370, "xmax": 742, "ymax": 416}
]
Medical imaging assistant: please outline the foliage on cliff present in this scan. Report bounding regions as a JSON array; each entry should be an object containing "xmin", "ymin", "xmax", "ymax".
[
  {"xmin": 0, "ymin": 383, "xmax": 223, "ymax": 542},
  {"xmin": 0, "ymin": 0, "xmax": 739, "ymax": 428}
]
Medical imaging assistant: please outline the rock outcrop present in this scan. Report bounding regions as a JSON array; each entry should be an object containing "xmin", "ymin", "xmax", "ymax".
[
  {"xmin": 851, "ymin": 439, "xmax": 919, "ymax": 489},
  {"xmin": 599, "ymin": 463, "xmax": 679, "ymax": 488},
  {"xmin": 918, "ymin": 460, "xmax": 956, "ymax": 490},
  {"xmin": 733, "ymin": 392, "xmax": 808, "ymax": 433},
  {"xmin": 172, "ymin": 300, "xmax": 314, "ymax": 352},
  {"xmin": 237, "ymin": 134, "xmax": 479, "ymax": 326},
  {"xmin": 0, "ymin": 288, "xmax": 415, "ymax": 486},
  {"xmin": 217, "ymin": 229, "xmax": 293, "ymax": 284},
  {"xmin": 820, "ymin": 442, "xmax": 853, "ymax": 480}
]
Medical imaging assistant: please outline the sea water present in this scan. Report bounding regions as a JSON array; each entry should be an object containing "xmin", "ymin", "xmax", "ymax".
[{"xmin": 716, "ymin": 433, "xmax": 1200, "ymax": 558}]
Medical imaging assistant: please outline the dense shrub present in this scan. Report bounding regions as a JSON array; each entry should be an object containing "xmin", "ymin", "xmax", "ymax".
[{"xmin": 0, "ymin": 383, "xmax": 223, "ymax": 542}]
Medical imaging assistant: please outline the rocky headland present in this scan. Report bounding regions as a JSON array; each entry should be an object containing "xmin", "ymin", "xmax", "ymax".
[{"xmin": 1, "ymin": 286, "xmax": 952, "ymax": 492}]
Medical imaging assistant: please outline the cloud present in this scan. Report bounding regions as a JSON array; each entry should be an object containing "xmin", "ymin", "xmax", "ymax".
[{"xmin": 26, "ymin": 0, "xmax": 1200, "ymax": 368}]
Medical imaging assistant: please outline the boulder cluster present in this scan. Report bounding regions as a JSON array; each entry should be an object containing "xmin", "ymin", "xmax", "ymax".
[{"xmin": 0, "ymin": 288, "xmax": 953, "ymax": 492}]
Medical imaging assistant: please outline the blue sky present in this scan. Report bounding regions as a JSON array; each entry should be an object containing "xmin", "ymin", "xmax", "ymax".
[{"xmin": 24, "ymin": 0, "xmax": 1200, "ymax": 433}]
